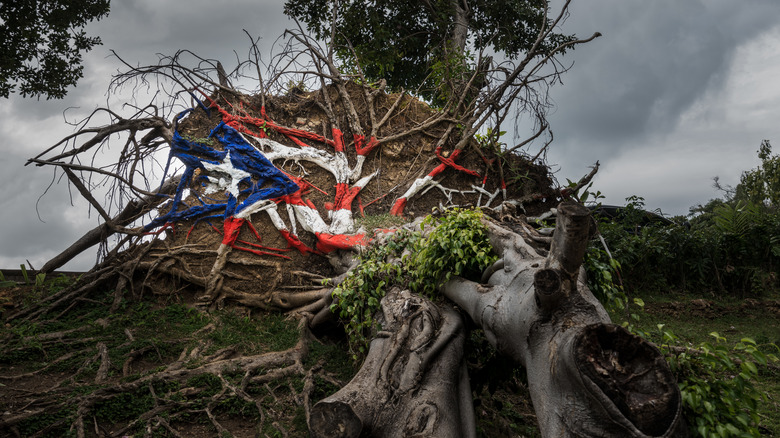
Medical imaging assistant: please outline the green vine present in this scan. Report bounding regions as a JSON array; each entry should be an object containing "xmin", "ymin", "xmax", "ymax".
[
  {"xmin": 330, "ymin": 229, "xmax": 416, "ymax": 361},
  {"xmin": 409, "ymin": 208, "xmax": 497, "ymax": 298}
]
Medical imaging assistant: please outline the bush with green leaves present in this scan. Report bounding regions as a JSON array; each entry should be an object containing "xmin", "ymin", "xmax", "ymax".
[
  {"xmin": 659, "ymin": 330, "xmax": 779, "ymax": 438},
  {"xmin": 330, "ymin": 208, "xmax": 497, "ymax": 362},
  {"xmin": 584, "ymin": 247, "xmax": 627, "ymax": 314},
  {"xmin": 409, "ymin": 208, "xmax": 498, "ymax": 298},
  {"xmin": 590, "ymin": 195, "xmax": 780, "ymax": 297}
]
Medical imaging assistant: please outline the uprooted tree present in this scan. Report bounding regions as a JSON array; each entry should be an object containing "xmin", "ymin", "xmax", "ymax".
[{"xmin": 2, "ymin": 1, "xmax": 688, "ymax": 436}]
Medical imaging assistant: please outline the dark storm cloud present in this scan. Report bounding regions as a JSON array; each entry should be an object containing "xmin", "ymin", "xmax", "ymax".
[
  {"xmin": 0, "ymin": 1, "xmax": 294, "ymax": 270},
  {"xmin": 551, "ymin": 0, "xmax": 778, "ymax": 145},
  {"xmin": 87, "ymin": 0, "xmax": 293, "ymax": 68},
  {"xmin": 543, "ymin": 0, "xmax": 780, "ymax": 214},
  {"xmin": 0, "ymin": 149, "xmax": 99, "ymax": 269},
  {"xmin": 2, "ymin": 1, "xmax": 780, "ymax": 269}
]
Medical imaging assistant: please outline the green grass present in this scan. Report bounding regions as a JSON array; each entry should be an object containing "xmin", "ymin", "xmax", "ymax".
[
  {"xmin": 354, "ymin": 212, "xmax": 408, "ymax": 230},
  {"xmin": 754, "ymin": 368, "xmax": 780, "ymax": 434},
  {"xmin": 613, "ymin": 293, "xmax": 780, "ymax": 350},
  {"xmin": 207, "ymin": 311, "xmax": 299, "ymax": 354},
  {"xmin": 0, "ymin": 280, "xmax": 315, "ymax": 437}
]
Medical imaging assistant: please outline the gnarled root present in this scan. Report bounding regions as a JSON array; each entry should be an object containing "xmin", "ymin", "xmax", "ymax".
[
  {"xmin": 443, "ymin": 201, "xmax": 685, "ymax": 437},
  {"xmin": 309, "ymin": 288, "xmax": 475, "ymax": 438}
]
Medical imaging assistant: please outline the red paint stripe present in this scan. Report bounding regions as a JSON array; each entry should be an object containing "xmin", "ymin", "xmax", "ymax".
[
  {"xmin": 216, "ymin": 105, "xmax": 335, "ymax": 146},
  {"xmin": 364, "ymin": 191, "xmax": 390, "ymax": 208},
  {"xmin": 355, "ymin": 135, "xmax": 380, "ymax": 156},
  {"xmin": 315, "ymin": 232, "xmax": 369, "ymax": 253},
  {"xmin": 144, "ymin": 222, "xmax": 175, "ymax": 236},
  {"xmin": 390, "ymin": 198, "xmax": 408, "ymax": 216},
  {"xmin": 222, "ymin": 217, "xmax": 245, "ymax": 245},
  {"xmin": 233, "ymin": 245, "xmax": 292, "ymax": 259},
  {"xmin": 236, "ymin": 239, "xmax": 292, "ymax": 253},
  {"xmin": 279, "ymin": 229, "xmax": 317, "ymax": 254},
  {"xmin": 287, "ymin": 134, "xmax": 310, "ymax": 148},
  {"xmin": 333, "ymin": 183, "xmax": 362, "ymax": 210},
  {"xmin": 435, "ymin": 147, "xmax": 480, "ymax": 177},
  {"xmin": 332, "ymin": 128, "xmax": 345, "ymax": 153}
]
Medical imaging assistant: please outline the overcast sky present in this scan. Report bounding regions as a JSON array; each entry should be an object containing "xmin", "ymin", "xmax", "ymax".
[{"xmin": 2, "ymin": 0, "xmax": 779, "ymax": 271}]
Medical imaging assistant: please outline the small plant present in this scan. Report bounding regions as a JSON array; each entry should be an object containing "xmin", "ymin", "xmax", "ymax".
[
  {"xmin": 331, "ymin": 208, "xmax": 497, "ymax": 362},
  {"xmin": 660, "ymin": 330, "xmax": 779, "ymax": 437},
  {"xmin": 474, "ymin": 127, "xmax": 506, "ymax": 152},
  {"xmin": 565, "ymin": 178, "xmax": 605, "ymax": 205},
  {"xmin": 19, "ymin": 264, "xmax": 29, "ymax": 285},
  {"xmin": 182, "ymin": 134, "xmax": 215, "ymax": 146},
  {"xmin": 354, "ymin": 213, "xmax": 408, "ymax": 230},
  {"xmin": 583, "ymin": 247, "xmax": 627, "ymax": 314},
  {"xmin": 409, "ymin": 208, "xmax": 497, "ymax": 298},
  {"xmin": 330, "ymin": 229, "xmax": 413, "ymax": 361},
  {"xmin": 0, "ymin": 270, "xmax": 16, "ymax": 288}
]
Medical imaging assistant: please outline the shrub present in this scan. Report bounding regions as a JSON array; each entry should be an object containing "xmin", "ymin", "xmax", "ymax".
[
  {"xmin": 660, "ymin": 330, "xmax": 779, "ymax": 437},
  {"xmin": 330, "ymin": 208, "xmax": 496, "ymax": 362},
  {"xmin": 591, "ymin": 196, "xmax": 780, "ymax": 297}
]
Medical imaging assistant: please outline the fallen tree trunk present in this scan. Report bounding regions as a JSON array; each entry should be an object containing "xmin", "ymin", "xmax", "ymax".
[
  {"xmin": 309, "ymin": 287, "xmax": 475, "ymax": 438},
  {"xmin": 443, "ymin": 201, "xmax": 686, "ymax": 437},
  {"xmin": 39, "ymin": 175, "xmax": 182, "ymax": 274}
]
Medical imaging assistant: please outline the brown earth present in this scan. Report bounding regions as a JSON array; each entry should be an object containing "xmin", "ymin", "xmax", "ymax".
[
  {"xmin": 0, "ymin": 83, "xmax": 560, "ymax": 437},
  {"xmin": 135, "ymin": 82, "xmax": 558, "ymax": 303}
]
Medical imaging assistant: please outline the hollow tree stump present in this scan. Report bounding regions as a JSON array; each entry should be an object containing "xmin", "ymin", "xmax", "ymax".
[{"xmin": 443, "ymin": 201, "xmax": 686, "ymax": 437}]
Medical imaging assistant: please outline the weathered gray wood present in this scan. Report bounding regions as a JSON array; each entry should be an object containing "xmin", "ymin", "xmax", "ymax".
[
  {"xmin": 443, "ymin": 201, "xmax": 686, "ymax": 437},
  {"xmin": 309, "ymin": 288, "xmax": 475, "ymax": 438}
]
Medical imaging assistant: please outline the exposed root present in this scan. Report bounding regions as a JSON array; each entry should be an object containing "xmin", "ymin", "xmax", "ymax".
[{"xmin": 0, "ymin": 305, "xmax": 348, "ymax": 437}]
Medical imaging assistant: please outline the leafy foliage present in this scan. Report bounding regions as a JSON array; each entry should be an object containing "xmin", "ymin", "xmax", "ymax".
[
  {"xmin": 0, "ymin": 0, "xmax": 110, "ymax": 99},
  {"xmin": 409, "ymin": 208, "xmax": 498, "ymax": 298},
  {"xmin": 330, "ymin": 229, "xmax": 413, "ymax": 361},
  {"xmin": 283, "ymin": 0, "xmax": 574, "ymax": 101},
  {"xmin": 590, "ymin": 195, "xmax": 780, "ymax": 297},
  {"xmin": 330, "ymin": 208, "xmax": 497, "ymax": 361},
  {"xmin": 583, "ymin": 248, "xmax": 627, "ymax": 313},
  {"xmin": 736, "ymin": 140, "xmax": 780, "ymax": 207},
  {"xmin": 660, "ymin": 330, "xmax": 779, "ymax": 437}
]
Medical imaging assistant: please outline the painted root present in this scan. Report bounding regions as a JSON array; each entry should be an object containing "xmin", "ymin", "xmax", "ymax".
[
  {"xmin": 148, "ymin": 103, "xmax": 374, "ymax": 258},
  {"xmin": 389, "ymin": 146, "xmax": 503, "ymax": 216},
  {"xmin": 309, "ymin": 288, "xmax": 475, "ymax": 438},
  {"xmin": 443, "ymin": 201, "xmax": 687, "ymax": 437},
  {"xmin": 152, "ymin": 95, "xmax": 491, "ymax": 259}
]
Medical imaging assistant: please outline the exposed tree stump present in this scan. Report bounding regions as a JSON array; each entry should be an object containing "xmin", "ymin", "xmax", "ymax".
[{"xmin": 443, "ymin": 201, "xmax": 686, "ymax": 437}]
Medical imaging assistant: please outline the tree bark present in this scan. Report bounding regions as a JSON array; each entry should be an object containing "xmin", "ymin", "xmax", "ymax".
[
  {"xmin": 443, "ymin": 201, "xmax": 686, "ymax": 437},
  {"xmin": 309, "ymin": 288, "xmax": 475, "ymax": 438}
]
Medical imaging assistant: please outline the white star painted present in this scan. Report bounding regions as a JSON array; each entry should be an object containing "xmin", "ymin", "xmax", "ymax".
[{"xmin": 201, "ymin": 151, "xmax": 251, "ymax": 197}]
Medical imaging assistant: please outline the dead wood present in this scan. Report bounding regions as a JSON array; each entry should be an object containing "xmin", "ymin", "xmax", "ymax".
[
  {"xmin": 309, "ymin": 288, "xmax": 474, "ymax": 438},
  {"xmin": 39, "ymin": 175, "xmax": 181, "ymax": 274},
  {"xmin": 443, "ymin": 201, "xmax": 686, "ymax": 437}
]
